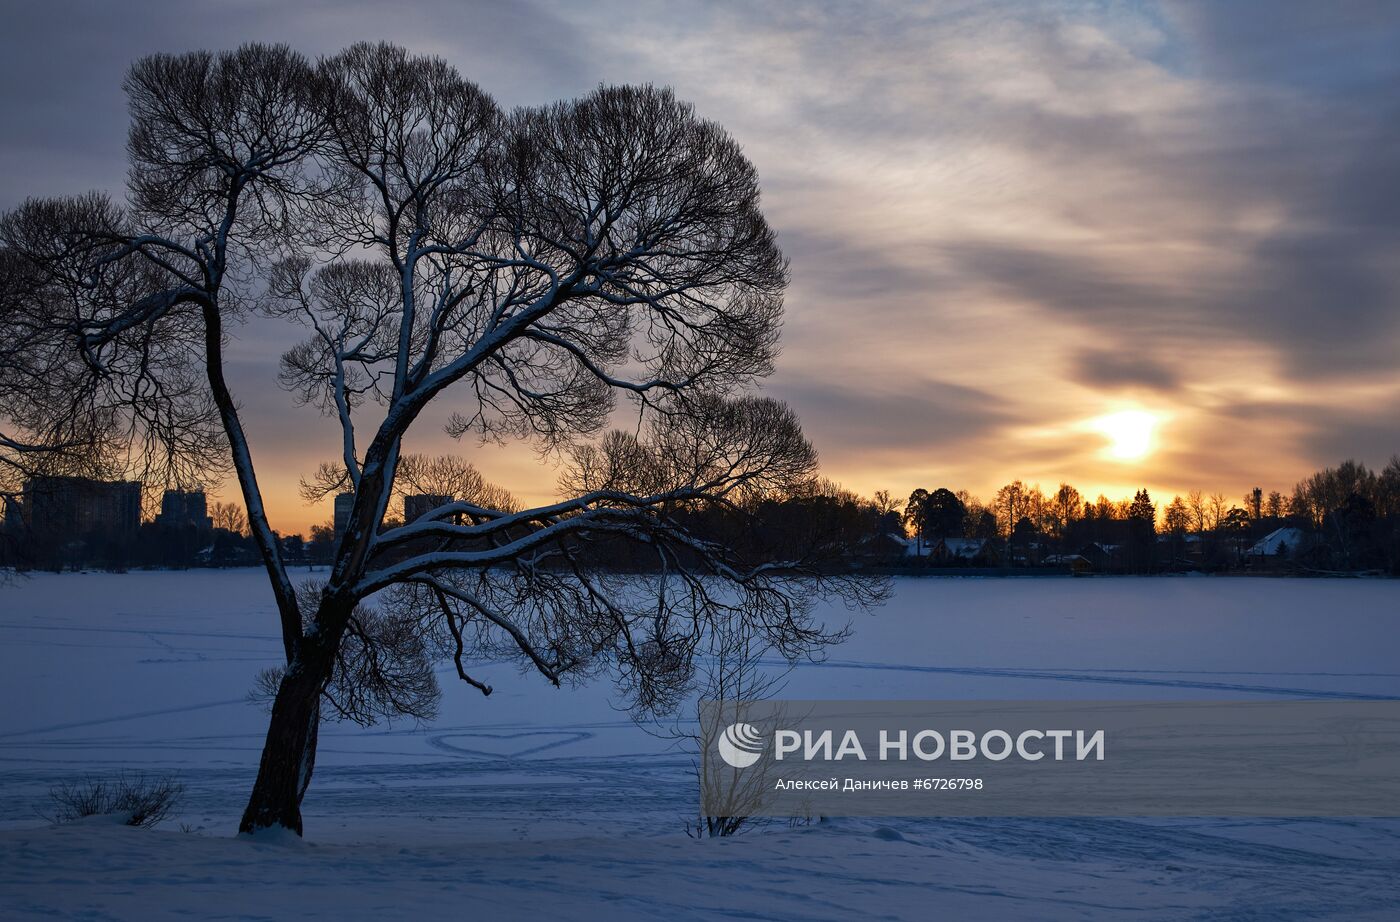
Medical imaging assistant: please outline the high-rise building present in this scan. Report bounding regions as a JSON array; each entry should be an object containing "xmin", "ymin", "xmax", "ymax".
[
  {"xmin": 22, "ymin": 476, "xmax": 141, "ymax": 539},
  {"xmin": 1, "ymin": 495, "xmax": 23, "ymax": 535},
  {"xmin": 155, "ymin": 489, "xmax": 213, "ymax": 531},
  {"xmin": 403, "ymin": 494, "xmax": 452, "ymax": 523},
  {"xmin": 333, "ymin": 491, "xmax": 356, "ymax": 540}
]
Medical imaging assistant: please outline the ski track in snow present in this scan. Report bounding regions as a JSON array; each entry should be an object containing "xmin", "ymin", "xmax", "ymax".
[
  {"xmin": 785, "ymin": 658, "xmax": 1400, "ymax": 699},
  {"xmin": 2, "ymin": 571, "xmax": 1399, "ymax": 919}
]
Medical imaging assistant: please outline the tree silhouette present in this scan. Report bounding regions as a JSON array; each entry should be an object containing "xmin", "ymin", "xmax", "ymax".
[
  {"xmin": 903, "ymin": 487, "xmax": 930, "ymax": 549},
  {"xmin": 1125, "ymin": 488, "xmax": 1156, "ymax": 573},
  {"xmin": 210, "ymin": 502, "xmax": 247, "ymax": 536},
  {"xmin": 994, "ymin": 480, "xmax": 1034, "ymax": 539},
  {"xmin": 1048, "ymin": 483, "xmax": 1082, "ymax": 541},
  {"xmin": 922, "ymin": 487, "xmax": 966, "ymax": 541},
  {"xmin": 0, "ymin": 43, "xmax": 881, "ymax": 834}
]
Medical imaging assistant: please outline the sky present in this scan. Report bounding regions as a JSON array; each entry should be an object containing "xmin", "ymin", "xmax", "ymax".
[{"xmin": 3, "ymin": 1, "xmax": 1399, "ymax": 534}]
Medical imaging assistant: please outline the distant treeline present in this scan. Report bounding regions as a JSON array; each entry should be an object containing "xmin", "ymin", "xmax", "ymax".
[
  {"xmin": 888, "ymin": 457, "xmax": 1400, "ymax": 575},
  {"xmin": 0, "ymin": 517, "xmax": 321, "ymax": 573},
  {"xmin": 4, "ymin": 457, "xmax": 1398, "ymax": 576}
]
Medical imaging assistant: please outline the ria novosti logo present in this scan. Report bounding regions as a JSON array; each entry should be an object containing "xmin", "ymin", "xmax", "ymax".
[
  {"xmin": 717, "ymin": 722, "xmax": 767, "ymax": 768},
  {"xmin": 715, "ymin": 721, "xmax": 1108, "ymax": 769}
]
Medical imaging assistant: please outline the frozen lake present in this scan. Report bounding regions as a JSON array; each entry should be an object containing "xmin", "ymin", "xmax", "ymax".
[{"xmin": 2, "ymin": 571, "xmax": 1399, "ymax": 919}]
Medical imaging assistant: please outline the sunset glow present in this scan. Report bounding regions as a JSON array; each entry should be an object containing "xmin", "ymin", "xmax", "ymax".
[
  {"xmin": 1091, "ymin": 410, "xmax": 1162, "ymax": 463},
  {"xmin": 2, "ymin": 3, "xmax": 1398, "ymax": 537}
]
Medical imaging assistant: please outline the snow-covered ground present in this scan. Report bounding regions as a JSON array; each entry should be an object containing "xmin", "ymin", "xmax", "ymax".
[{"xmin": 2, "ymin": 571, "xmax": 1399, "ymax": 919}]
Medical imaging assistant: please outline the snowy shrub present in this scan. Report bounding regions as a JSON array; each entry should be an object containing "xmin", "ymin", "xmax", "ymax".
[
  {"xmin": 48, "ymin": 773, "xmax": 184, "ymax": 828},
  {"xmin": 687, "ymin": 812, "xmax": 756, "ymax": 838}
]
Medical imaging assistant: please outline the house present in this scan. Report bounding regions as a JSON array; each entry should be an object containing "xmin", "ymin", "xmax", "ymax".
[
  {"xmin": 1248, "ymin": 527, "xmax": 1305, "ymax": 558},
  {"xmin": 1044, "ymin": 553, "xmax": 1094, "ymax": 575},
  {"xmin": 1078, "ymin": 542, "xmax": 1121, "ymax": 570},
  {"xmin": 1157, "ymin": 532, "xmax": 1204, "ymax": 569},
  {"xmin": 860, "ymin": 532, "xmax": 912, "ymax": 562},
  {"xmin": 930, "ymin": 537, "xmax": 991, "ymax": 563},
  {"xmin": 898, "ymin": 535, "xmax": 934, "ymax": 558}
]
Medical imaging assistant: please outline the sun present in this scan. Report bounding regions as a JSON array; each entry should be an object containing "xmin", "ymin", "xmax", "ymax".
[{"xmin": 1091, "ymin": 409, "xmax": 1160, "ymax": 462}]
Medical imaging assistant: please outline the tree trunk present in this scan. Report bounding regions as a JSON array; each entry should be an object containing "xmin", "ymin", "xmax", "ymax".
[{"xmin": 238, "ymin": 660, "xmax": 325, "ymax": 835}]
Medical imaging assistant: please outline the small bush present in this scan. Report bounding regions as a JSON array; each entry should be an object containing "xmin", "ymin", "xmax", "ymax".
[
  {"xmin": 687, "ymin": 814, "xmax": 753, "ymax": 838},
  {"xmin": 48, "ymin": 773, "xmax": 184, "ymax": 829}
]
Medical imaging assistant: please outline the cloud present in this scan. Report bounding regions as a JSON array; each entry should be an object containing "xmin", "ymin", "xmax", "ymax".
[
  {"xmin": 1217, "ymin": 392, "xmax": 1400, "ymax": 472},
  {"xmin": 1070, "ymin": 350, "xmax": 1182, "ymax": 393},
  {"xmin": 769, "ymin": 373, "xmax": 1021, "ymax": 465},
  {"xmin": 3, "ymin": 0, "xmax": 1399, "ymax": 522},
  {"xmin": 1165, "ymin": 1, "xmax": 1400, "ymax": 89},
  {"xmin": 0, "ymin": 0, "xmax": 593, "ymax": 204}
]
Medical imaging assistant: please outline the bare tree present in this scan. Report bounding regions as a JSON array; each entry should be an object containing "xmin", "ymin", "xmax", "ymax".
[
  {"xmin": 0, "ymin": 206, "xmax": 225, "ymax": 560},
  {"xmin": 1186, "ymin": 489, "xmax": 1208, "ymax": 534},
  {"xmin": 210, "ymin": 501, "xmax": 248, "ymax": 535},
  {"xmin": 1048, "ymin": 482, "xmax": 1082, "ymax": 541},
  {"xmin": 1164, "ymin": 496, "xmax": 1190, "ymax": 536},
  {"xmin": 1, "ymin": 43, "xmax": 882, "ymax": 835},
  {"xmin": 1207, "ymin": 493, "xmax": 1229, "ymax": 533},
  {"xmin": 685, "ymin": 628, "xmax": 792, "ymax": 838},
  {"xmin": 993, "ymin": 480, "xmax": 1036, "ymax": 538},
  {"xmin": 301, "ymin": 453, "xmax": 518, "ymax": 520},
  {"xmin": 871, "ymin": 489, "xmax": 901, "ymax": 518}
]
